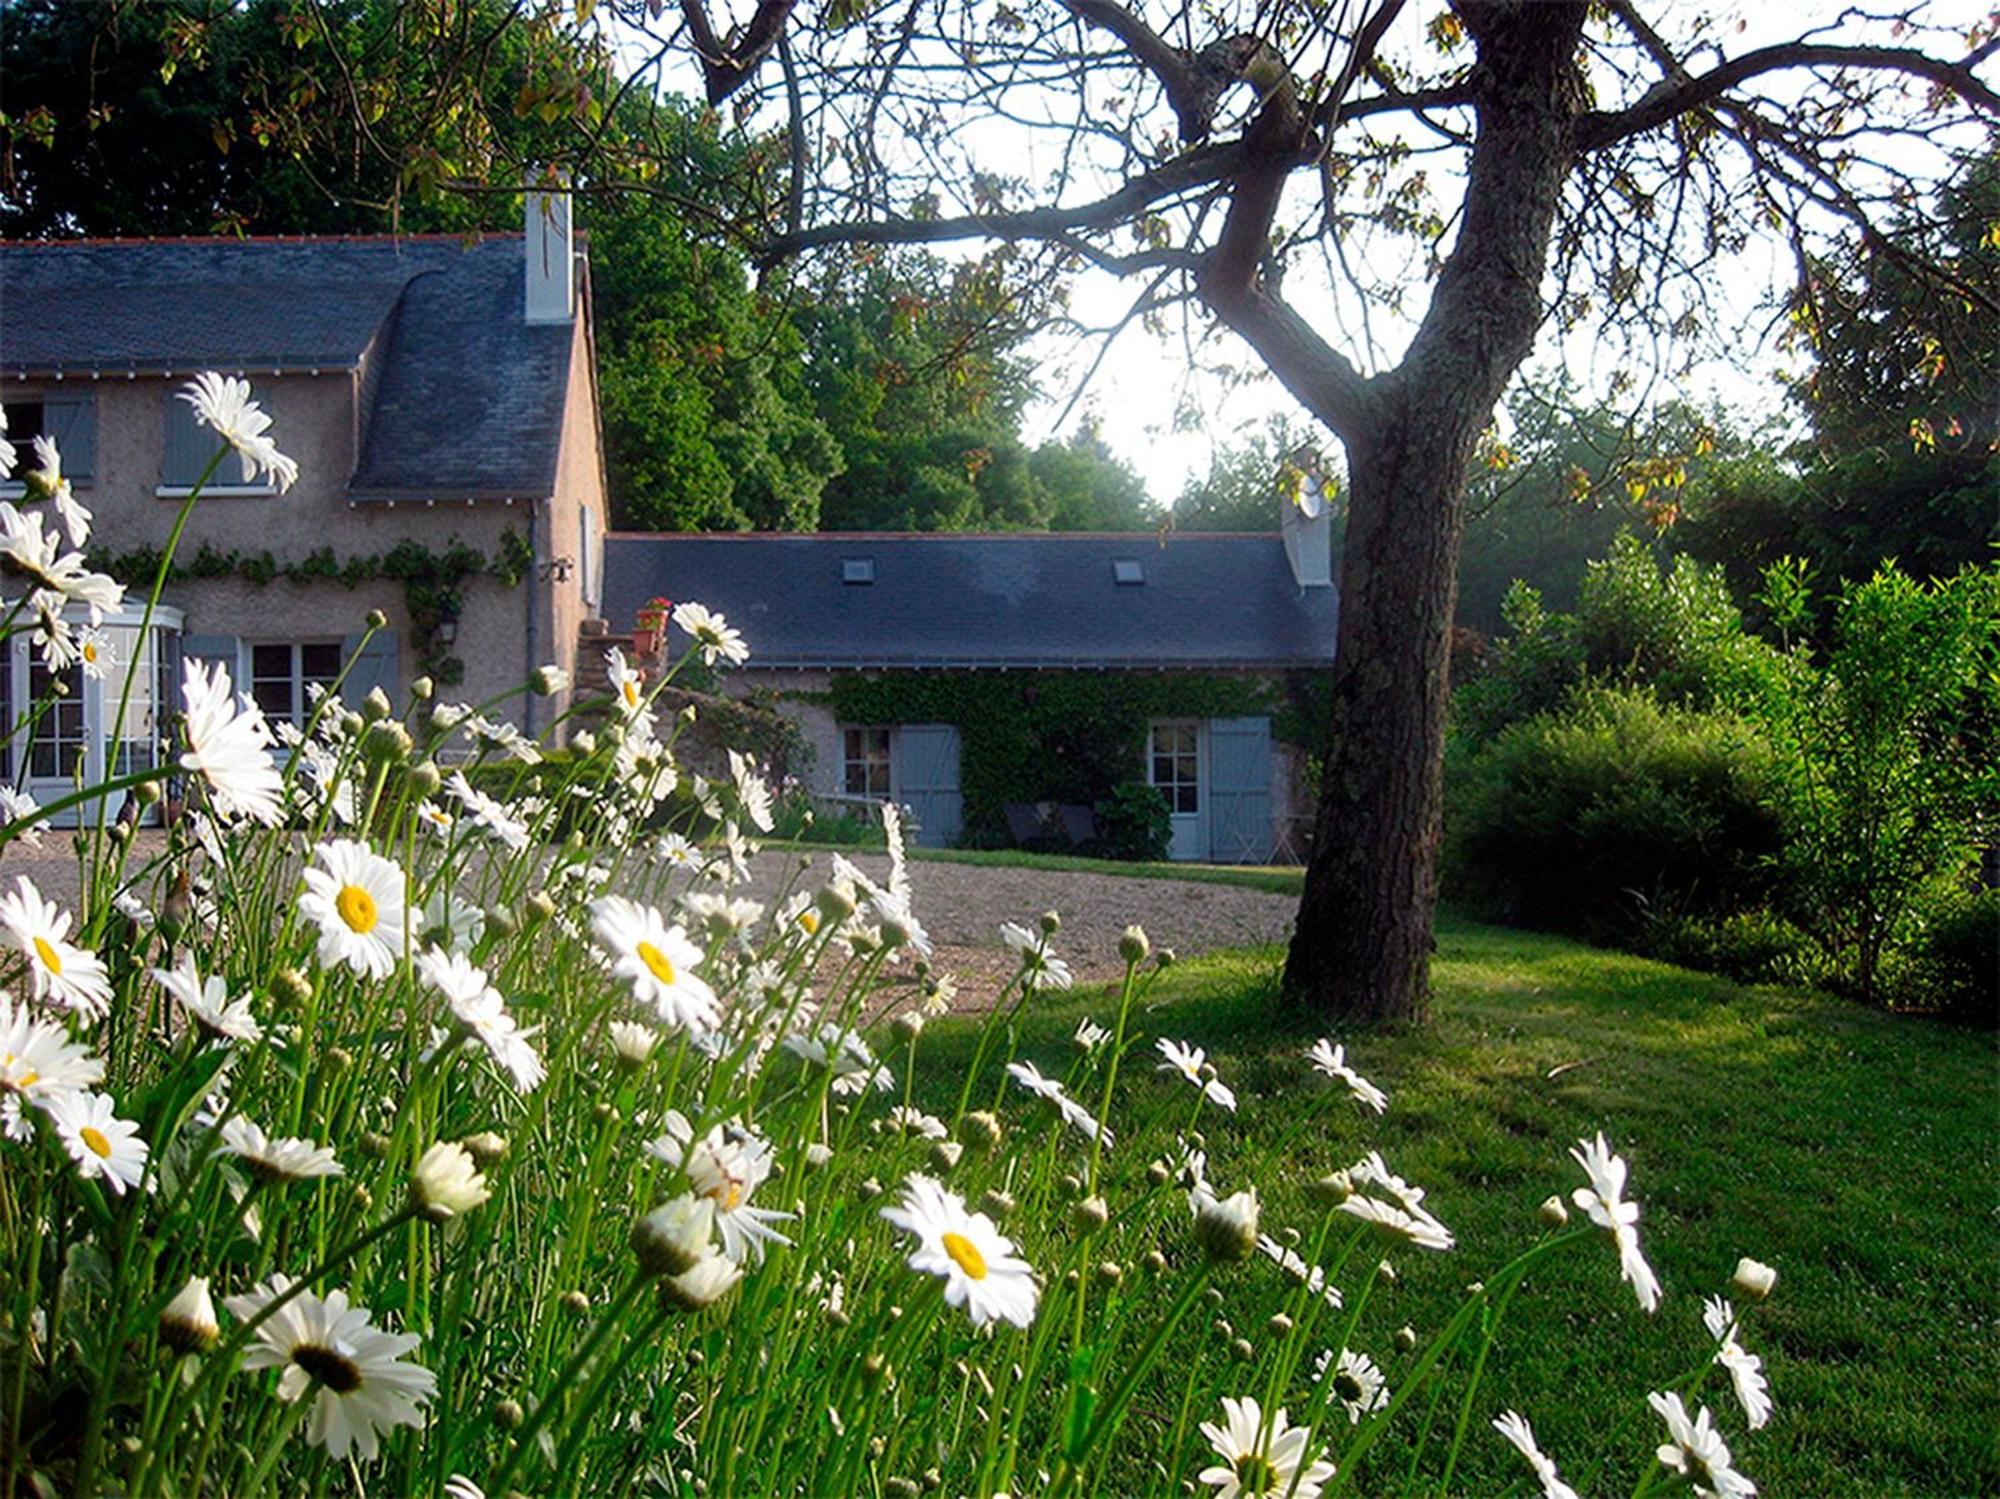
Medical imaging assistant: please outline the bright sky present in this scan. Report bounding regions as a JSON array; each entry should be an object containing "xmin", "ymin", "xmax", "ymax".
[{"xmin": 613, "ymin": 0, "xmax": 1991, "ymax": 507}]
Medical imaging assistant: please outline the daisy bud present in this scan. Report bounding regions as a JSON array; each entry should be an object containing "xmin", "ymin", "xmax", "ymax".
[
  {"xmin": 351, "ymin": 1184, "xmax": 375, "ymax": 1211},
  {"xmin": 1230, "ymin": 1336, "xmax": 1255, "ymax": 1363},
  {"xmin": 1538, "ymin": 1194, "xmax": 1569, "ymax": 1229},
  {"xmin": 274, "ymin": 968, "xmax": 313, "ymax": 1009},
  {"xmin": 1380, "ymin": 1261, "xmax": 1399, "ymax": 1282},
  {"xmin": 110, "ymin": 821, "xmax": 133, "ymax": 846},
  {"xmin": 1395, "ymin": 1324, "xmax": 1418, "ymax": 1352},
  {"xmin": 531, "ymin": 664, "xmax": 570, "ymax": 696},
  {"xmin": 858, "ymin": 1177, "xmax": 884, "ymax": 1202},
  {"xmin": 1310, "ymin": 1170, "xmax": 1354, "ymax": 1205},
  {"xmin": 411, "ymin": 1141, "xmax": 492, "ymax": 1220},
  {"xmin": 1095, "ymin": 1261, "xmax": 1124, "ymax": 1287},
  {"xmin": 326, "ymin": 1046, "xmax": 354, "ymax": 1074},
  {"xmin": 364, "ymin": 719, "xmax": 412, "ymax": 761},
  {"xmin": 805, "ymin": 1143, "xmax": 834, "ymax": 1170},
  {"xmin": 608, "ymin": 1020, "xmax": 658, "ymax": 1069},
  {"xmin": 365, "ymin": 608, "xmax": 391, "ymax": 632},
  {"xmin": 1039, "ymin": 909, "xmax": 1061, "ymax": 935},
  {"xmin": 360, "ymin": 1130, "xmax": 392, "ymax": 1159},
  {"xmin": 977, "ymin": 1188, "xmax": 1017, "ymax": 1220},
  {"xmin": 159, "ymin": 1276, "xmax": 219, "ymax": 1354},
  {"xmin": 633, "ymin": 1196, "xmax": 716, "ymax": 1278},
  {"xmin": 891, "ymin": 1011, "xmax": 925, "ymax": 1044},
  {"xmin": 572, "ymin": 729, "xmax": 598, "ymax": 755},
  {"xmin": 957, "ymin": 1111, "xmax": 1002, "ymax": 1150},
  {"xmin": 561, "ymin": 1290, "xmax": 590, "ymax": 1316},
  {"xmin": 1731, "ymin": 1258, "xmax": 1778, "ymax": 1302},
  {"xmin": 1267, "ymin": 1313, "xmax": 1294, "ymax": 1337},
  {"xmin": 1064, "ymin": 1270, "xmax": 1081, "ymax": 1288},
  {"xmin": 593, "ymin": 1102, "xmax": 619, "ymax": 1125},
  {"xmin": 680, "ymin": 703, "xmax": 698, "ymax": 723},
  {"xmin": 885, "ymin": 1479, "xmax": 921, "ymax": 1499},
  {"xmin": 1147, "ymin": 1160, "xmax": 1172, "ymax": 1187},
  {"xmin": 410, "ymin": 675, "xmax": 435, "ymax": 701},
  {"xmin": 133, "ymin": 778, "xmax": 163, "ymax": 806},
  {"xmin": 1074, "ymin": 1195, "xmax": 1110, "ymax": 1233},
  {"xmin": 923, "ymin": 1468, "xmax": 943, "ymax": 1492},
  {"xmin": 494, "ymin": 1398, "xmax": 524, "ymax": 1428},
  {"xmin": 409, "ymin": 760, "xmax": 442, "ymax": 796},
  {"xmin": 661, "ymin": 1252, "xmax": 742, "ymax": 1311},
  {"xmin": 461, "ymin": 1131, "xmax": 508, "ymax": 1166},
  {"xmin": 1193, "ymin": 1188, "xmax": 1260, "ymax": 1264},
  {"xmin": 1143, "ymin": 1249, "xmax": 1169, "ymax": 1275},
  {"xmin": 525, "ymin": 890, "xmax": 557, "ymax": 925},
  {"xmin": 485, "ymin": 903, "xmax": 517, "ymax": 938},
  {"xmin": 340, "ymin": 709, "xmax": 366, "ymax": 738},
  {"xmin": 1060, "ymin": 1172, "xmax": 1083, "ymax": 1198},
  {"xmin": 1118, "ymin": 925, "xmax": 1150, "ymax": 964},
  {"xmin": 861, "ymin": 1353, "xmax": 891, "ymax": 1388},
  {"xmin": 363, "ymin": 685, "xmax": 393, "ymax": 721},
  {"xmin": 825, "ymin": 1303, "xmax": 851, "ymax": 1329},
  {"xmin": 928, "ymin": 1140, "xmax": 964, "ymax": 1174},
  {"xmin": 601, "ymin": 721, "xmax": 627, "ymax": 749}
]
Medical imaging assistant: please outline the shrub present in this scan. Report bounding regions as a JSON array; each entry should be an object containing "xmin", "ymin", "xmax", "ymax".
[
  {"xmin": 1091, "ymin": 780, "xmax": 1172, "ymax": 862},
  {"xmin": 1898, "ymin": 888, "xmax": 2000, "ymax": 1028},
  {"xmin": 1445, "ymin": 687, "xmax": 1787, "ymax": 944}
]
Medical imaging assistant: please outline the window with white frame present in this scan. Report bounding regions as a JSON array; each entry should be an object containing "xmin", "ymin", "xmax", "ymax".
[
  {"xmin": 161, "ymin": 386, "xmax": 272, "ymax": 492},
  {"xmin": 250, "ymin": 642, "xmax": 343, "ymax": 725},
  {"xmin": 842, "ymin": 726, "xmax": 893, "ymax": 798},
  {"xmin": 1148, "ymin": 722, "xmax": 1201, "ymax": 814}
]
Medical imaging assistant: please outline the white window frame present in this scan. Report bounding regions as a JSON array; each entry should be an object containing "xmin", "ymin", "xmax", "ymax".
[
  {"xmin": 841, "ymin": 725, "xmax": 895, "ymax": 800},
  {"xmin": 248, "ymin": 641, "xmax": 344, "ymax": 726},
  {"xmin": 1148, "ymin": 720, "xmax": 1203, "ymax": 816}
]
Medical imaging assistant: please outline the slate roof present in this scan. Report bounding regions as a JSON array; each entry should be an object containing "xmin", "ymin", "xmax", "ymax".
[
  {"xmin": 602, "ymin": 532, "xmax": 1339, "ymax": 669},
  {"xmin": 0, "ymin": 235, "xmax": 577, "ymax": 501}
]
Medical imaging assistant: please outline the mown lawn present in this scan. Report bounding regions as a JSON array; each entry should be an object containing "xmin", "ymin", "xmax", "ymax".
[{"xmin": 913, "ymin": 916, "xmax": 2000, "ymax": 1495}]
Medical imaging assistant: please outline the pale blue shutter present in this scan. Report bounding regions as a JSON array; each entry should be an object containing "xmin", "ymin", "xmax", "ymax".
[
  {"xmin": 340, "ymin": 630, "xmax": 399, "ymax": 709},
  {"xmin": 163, "ymin": 394, "xmax": 228, "ymax": 487},
  {"xmin": 1206, "ymin": 717, "xmax": 1273, "ymax": 863},
  {"xmin": 179, "ymin": 633, "xmax": 242, "ymax": 690},
  {"xmin": 896, "ymin": 724, "xmax": 962, "ymax": 849},
  {"xmin": 41, "ymin": 395, "xmax": 94, "ymax": 482}
]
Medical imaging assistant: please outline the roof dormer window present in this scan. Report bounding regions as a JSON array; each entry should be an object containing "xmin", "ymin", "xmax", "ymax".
[
  {"xmin": 842, "ymin": 558, "xmax": 876, "ymax": 585},
  {"xmin": 1113, "ymin": 559, "xmax": 1145, "ymax": 585}
]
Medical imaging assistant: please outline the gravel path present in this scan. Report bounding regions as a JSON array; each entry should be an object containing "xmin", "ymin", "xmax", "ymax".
[{"xmin": 7, "ymin": 835, "xmax": 1298, "ymax": 1014}]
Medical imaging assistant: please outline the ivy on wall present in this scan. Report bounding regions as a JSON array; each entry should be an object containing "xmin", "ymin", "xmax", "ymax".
[
  {"xmin": 89, "ymin": 530, "xmax": 534, "ymax": 686},
  {"xmin": 818, "ymin": 670, "xmax": 1322, "ymax": 847}
]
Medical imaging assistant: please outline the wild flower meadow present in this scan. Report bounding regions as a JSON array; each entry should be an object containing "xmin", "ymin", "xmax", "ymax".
[{"xmin": 0, "ymin": 383, "xmax": 1781, "ymax": 1495}]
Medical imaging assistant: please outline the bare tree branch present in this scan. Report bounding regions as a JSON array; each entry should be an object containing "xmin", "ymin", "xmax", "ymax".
[{"xmin": 679, "ymin": 0, "xmax": 796, "ymax": 105}]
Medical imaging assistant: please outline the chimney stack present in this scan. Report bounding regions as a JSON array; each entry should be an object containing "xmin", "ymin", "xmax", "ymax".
[
  {"xmin": 524, "ymin": 183, "xmax": 574, "ymax": 324},
  {"xmin": 1282, "ymin": 486, "xmax": 1333, "ymax": 589}
]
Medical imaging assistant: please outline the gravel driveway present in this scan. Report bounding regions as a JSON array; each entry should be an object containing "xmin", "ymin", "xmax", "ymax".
[{"xmin": 7, "ymin": 835, "xmax": 1298, "ymax": 1013}]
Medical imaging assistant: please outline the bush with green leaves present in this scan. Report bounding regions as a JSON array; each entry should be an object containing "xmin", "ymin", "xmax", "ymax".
[
  {"xmin": 1445, "ymin": 688, "xmax": 1787, "ymax": 946},
  {"xmin": 1091, "ymin": 780, "xmax": 1173, "ymax": 862}
]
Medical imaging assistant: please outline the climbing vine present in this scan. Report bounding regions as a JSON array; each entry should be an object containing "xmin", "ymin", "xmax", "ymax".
[
  {"xmin": 89, "ymin": 530, "xmax": 534, "ymax": 686},
  {"xmin": 818, "ymin": 670, "xmax": 1319, "ymax": 847}
]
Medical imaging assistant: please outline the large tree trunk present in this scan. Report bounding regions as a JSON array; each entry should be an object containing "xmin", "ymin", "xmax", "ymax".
[{"xmin": 1277, "ymin": 1, "xmax": 1588, "ymax": 1024}]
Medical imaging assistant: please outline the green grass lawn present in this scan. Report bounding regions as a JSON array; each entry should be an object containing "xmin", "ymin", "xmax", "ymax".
[
  {"xmin": 767, "ymin": 837, "xmax": 1309, "ymax": 894},
  {"xmin": 913, "ymin": 916, "xmax": 2000, "ymax": 1494}
]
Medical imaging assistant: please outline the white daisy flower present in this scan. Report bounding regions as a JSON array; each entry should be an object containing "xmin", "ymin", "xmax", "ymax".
[
  {"xmin": 1004, "ymin": 1060, "xmax": 1114, "ymax": 1151},
  {"xmin": 680, "ymin": 890, "xmax": 765, "ymax": 950},
  {"xmin": 868, "ymin": 889, "xmax": 932, "ymax": 961},
  {"xmin": 1073, "ymin": 1018, "xmax": 1109, "ymax": 1053},
  {"xmin": 180, "ymin": 659, "xmax": 284, "ymax": 825},
  {"xmin": 218, "ymin": 1115, "xmax": 344, "ymax": 1183},
  {"xmin": 1255, "ymin": 1234, "xmax": 1342, "ymax": 1309},
  {"xmin": 604, "ymin": 646, "xmax": 655, "ymax": 727},
  {"xmin": 881, "ymin": 1173, "xmax": 1037, "ymax": 1329},
  {"xmin": 0, "ymin": 990, "xmax": 104, "ymax": 1132},
  {"xmin": 464, "ymin": 714, "xmax": 543, "ymax": 764},
  {"xmin": 222, "ymin": 1277, "xmax": 434, "ymax": 1461},
  {"xmin": 411, "ymin": 1140, "xmax": 491, "ymax": 1219},
  {"xmin": 1570, "ymin": 1133, "xmax": 1663, "ymax": 1314},
  {"xmin": 589, "ymin": 897, "xmax": 720, "ymax": 1033},
  {"xmin": 0, "ymin": 786, "xmax": 43, "ymax": 848},
  {"xmin": 34, "ymin": 549, "xmax": 123, "ymax": 622},
  {"xmin": 179, "ymin": 372, "xmax": 299, "ymax": 491},
  {"xmin": 417, "ymin": 947, "xmax": 543, "ymax": 1093},
  {"xmin": 1338, "ymin": 1153, "xmax": 1454, "ymax": 1252},
  {"xmin": 671, "ymin": 601, "xmax": 749, "ymax": 665},
  {"xmin": 1492, "ymin": 1410, "xmax": 1580, "ymax": 1499},
  {"xmin": 885, "ymin": 1106, "xmax": 950, "ymax": 1140},
  {"xmin": 784, "ymin": 1025, "xmax": 895, "ymax": 1096},
  {"xmin": 1703, "ymin": 1296, "xmax": 1773, "ymax": 1430},
  {"xmin": 1305, "ymin": 1039, "xmax": 1388, "ymax": 1114},
  {"xmin": 153, "ymin": 952, "xmax": 263, "ymax": 1044},
  {"xmin": 75, "ymin": 626, "xmax": 113, "ymax": 680},
  {"xmin": 416, "ymin": 890, "xmax": 484, "ymax": 955},
  {"xmin": 647, "ymin": 1111, "xmax": 795, "ymax": 1263},
  {"xmin": 1649, "ymin": 1390, "xmax": 1757, "ymax": 1497},
  {"xmin": 22, "ymin": 436, "xmax": 90, "ymax": 546},
  {"xmin": 1315, "ymin": 1347, "xmax": 1388, "ymax": 1424},
  {"xmin": 655, "ymin": 833, "xmax": 703, "ymax": 872},
  {"xmin": 607, "ymin": 1020, "xmax": 660, "ymax": 1067},
  {"xmin": 1000, "ymin": 920, "xmax": 1074, "ymax": 991},
  {"xmin": 0, "ymin": 875, "xmax": 113, "ymax": 1019},
  {"xmin": 444, "ymin": 772, "xmax": 529, "ymax": 851},
  {"xmin": 415, "ymin": 801, "xmax": 455, "ymax": 837},
  {"xmin": 46, "ymin": 1089, "xmax": 149, "ymax": 1195},
  {"xmin": 1197, "ymin": 1394, "xmax": 1335, "ymax": 1499},
  {"xmin": 1156, "ymin": 1037, "xmax": 1238, "ymax": 1112},
  {"xmin": 298, "ymin": 840, "xmax": 409, "ymax": 979},
  {"xmin": 727, "ymin": 750, "xmax": 775, "ymax": 833}
]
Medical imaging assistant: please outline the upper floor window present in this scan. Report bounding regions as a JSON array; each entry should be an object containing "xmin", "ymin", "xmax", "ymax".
[
  {"xmin": 251, "ymin": 641, "xmax": 343, "ymax": 726},
  {"xmin": 1, "ymin": 394, "xmax": 95, "ymax": 489},
  {"xmin": 161, "ymin": 385, "xmax": 275, "ymax": 493}
]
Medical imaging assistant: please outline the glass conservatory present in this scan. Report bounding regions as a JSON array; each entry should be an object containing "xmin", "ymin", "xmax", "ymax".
[{"xmin": 4, "ymin": 605, "xmax": 185, "ymax": 827}]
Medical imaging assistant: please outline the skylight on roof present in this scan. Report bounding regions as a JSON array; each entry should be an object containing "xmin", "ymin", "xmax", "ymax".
[
  {"xmin": 1113, "ymin": 559, "xmax": 1145, "ymax": 585},
  {"xmin": 842, "ymin": 558, "xmax": 876, "ymax": 584}
]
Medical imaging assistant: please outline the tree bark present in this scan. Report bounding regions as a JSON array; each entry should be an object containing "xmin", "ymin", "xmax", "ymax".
[{"xmin": 1278, "ymin": 0, "xmax": 1589, "ymax": 1024}]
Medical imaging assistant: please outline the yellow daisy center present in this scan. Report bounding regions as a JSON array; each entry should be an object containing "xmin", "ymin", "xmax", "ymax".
[
  {"xmin": 941, "ymin": 1231, "xmax": 988, "ymax": 1281},
  {"xmin": 81, "ymin": 641, "xmax": 98, "ymax": 664},
  {"xmin": 622, "ymin": 679, "xmax": 640, "ymax": 707},
  {"xmin": 706, "ymin": 1179, "xmax": 746, "ymax": 1211},
  {"xmin": 1234, "ymin": 1452, "xmax": 1280, "ymax": 1493},
  {"xmin": 635, "ymin": 941, "xmax": 676, "ymax": 985},
  {"xmin": 32, "ymin": 936, "xmax": 61, "ymax": 975},
  {"xmin": 798, "ymin": 910, "xmax": 820, "ymax": 935},
  {"xmin": 80, "ymin": 1125, "xmax": 113, "ymax": 1159},
  {"xmin": 335, "ymin": 884, "xmax": 379, "ymax": 934}
]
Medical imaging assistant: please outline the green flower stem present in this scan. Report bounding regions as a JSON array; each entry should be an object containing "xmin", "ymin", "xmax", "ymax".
[
  {"xmin": 488, "ymin": 1270, "xmax": 649, "ymax": 1496},
  {"xmin": 1437, "ymin": 1262, "xmax": 1534, "ymax": 1492},
  {"xmin": 239, "ymin": 1389, "xmax": 312, "ymax": 1495},
  {"xmin": 551, "ymin": 1298, "xmax": 675, "ymax": 1496},
  {"xmin": 1084, "ymin": 956, "xmax": 1142, "ymax": 1197}
]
